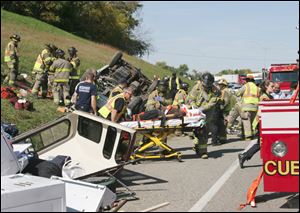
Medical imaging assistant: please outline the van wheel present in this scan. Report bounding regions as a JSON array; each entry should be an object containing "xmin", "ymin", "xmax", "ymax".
[{"xmin": 109, "ymin": 51, "xmax": 123, "ymax": 67}]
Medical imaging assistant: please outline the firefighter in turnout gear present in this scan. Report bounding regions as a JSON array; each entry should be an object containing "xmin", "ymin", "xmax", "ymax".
[
  {"xmin": 186, "ymin": 80, "xmax": 202, "ymax": 107},
  {"xmin": 169, "ymin": 72, "xmax": 182, "ymax": 99},
  {"xmin": 172, "ymin": 82, "xmax": 189, "ymax": 108},
  {"xmin": 99, "ymin": 87, "xmax": 133, "ymax": 123},
  {"xmin": 217, "ymin": 79, "xmax": 237, "ymax": 143},
  {"xmin": 193, "ymin": 72, "xmax": 220, "ymax": 158},
  {"xmin": 31, "ymin": 44, "xmax": 57, "ymax": 98},
  {"xmin": 68, "ymin": 47, "xmax": 81, "ymax": 96},
  {"xmin": 3, "ymin": 34, "xmax": 21, "ymax": 85},
  {"xmin": 49, "ymin": 49, "xmax": 72, "ymax": 105},
  {"xmin": 236, "ymin": 75, "xmax": 260, "ymax": 140},
  {"xmin": 145, "ymin": 80, "xmax": 173, "ymax": 111}
]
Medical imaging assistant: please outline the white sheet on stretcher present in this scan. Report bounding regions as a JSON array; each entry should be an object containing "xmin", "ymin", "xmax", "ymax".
[{"xmin": 120, "ymin": 115, "xmax": 206, "ymax": 129}]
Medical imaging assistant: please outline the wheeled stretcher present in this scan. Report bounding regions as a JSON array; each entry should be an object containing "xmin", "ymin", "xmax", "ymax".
[{"xmin": 120, "ymin": 111, "xmax": 206, "ymax": 161}]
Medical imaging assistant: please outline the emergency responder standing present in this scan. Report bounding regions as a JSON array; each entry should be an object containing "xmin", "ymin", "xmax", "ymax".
[
  {"xmin": 109, "ymin": 78, "xmax": 128, "ymax": 99},
  {"xmin": 193, "ymin": 72, "xmax": 220, "ymax": 159},
  {"xmin": 68, "ymin": 47, "xmax": 81, "ymax": 96},
  {"xmin": 172, "ymin": 82, "xmax": 189, "ymax": 108},
  {"xmin": 3, "ymin": 34, "xmax": 21, "ymax": 85},
  {"xmin": 49, "ymin": 49, "xmax": 72, "ymax": 105},
  {"xmin": 145, "ymin": 80, "xmax": 172, "ymax": 111},
  {"xmin": 217, "ymin": 79, "xmax": 237, "ymax": 143},
  {"xmin": 186, "ymin": 79, "xmax": 202, "ymax": 106},
  {"xmin": 71, "ymin": 72, "xmax": 97, "ymax": 115},
  {"xmin": 31, "ymin": 44, "xmax": 57, "ymax": 98},
  {"xmin": 169, "ymin": 72, "xmax": 182, "ymax": 99},
  {"xmin": 98, "ymin": 87, "xmax": 133, "ymax": 122},
  {"xmin": 236, "ymin": 75, "xmax": 260, "ymax": 140},
  {"xmin": 238, "ymin": 80, "xmax": 274, "ymax": 168}
]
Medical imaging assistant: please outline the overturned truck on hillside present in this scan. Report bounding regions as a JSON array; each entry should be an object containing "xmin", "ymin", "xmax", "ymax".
[{"xmin": 95, "ymin": 51, "xmax": 159, "ymax": 114}]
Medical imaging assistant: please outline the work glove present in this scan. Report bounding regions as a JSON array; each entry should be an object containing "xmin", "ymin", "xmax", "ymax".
[{"xmin": 155, "ymin": 96, "xmax": 163, "ymax": 102}]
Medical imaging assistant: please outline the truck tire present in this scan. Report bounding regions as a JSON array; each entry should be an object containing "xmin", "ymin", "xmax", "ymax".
[
  {"xmin": 128, "ymin": 96, "xmax": 144, "ymax": 115},
  {"xmin": 147, "ymin": 80, "xmax": 158, "ymax": 94},
  {"xmin": 109, "ymin": 51, "xmax": 123, "ymax": 67}
]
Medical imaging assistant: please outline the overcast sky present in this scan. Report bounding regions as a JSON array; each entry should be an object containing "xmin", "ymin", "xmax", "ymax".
[{"xmin": 140, "ymin": 1, "xmax": 299, "ymax": 74}]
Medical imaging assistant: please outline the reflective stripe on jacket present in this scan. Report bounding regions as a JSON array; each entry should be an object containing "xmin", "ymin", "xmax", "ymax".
[
  {"xmin": 173, "ymin": 89, "xmax": 187, "ymax": 106},
  {"xmin": 241, "ymin": 82, "xmax": 259, "ymax": 112},
  {"xmin": 109, "ymin": 86, "xmax": 124, "ymax": 99},
  {"xmin": 69, "ymin": 57, "xmax": 81, "ymax": 80},
  {"xmin": 98, "ymin": 93, "xmax": 126, "ymax": 118},
  {"xmin": 169, "ymin": 77, "xmax": 180, "ymax": 90},
  {"xmin": 4, "ymin": 41, "xmax": 18, "ymax": 62},
  {"xmin": 50, "ymin": 58, "xmax": 72, "ymax": 83}
]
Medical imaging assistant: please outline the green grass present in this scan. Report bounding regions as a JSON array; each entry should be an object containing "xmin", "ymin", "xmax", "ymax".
[{"xmin": 1, "ymin": 9, "xmax": 193, "ymax": 133}]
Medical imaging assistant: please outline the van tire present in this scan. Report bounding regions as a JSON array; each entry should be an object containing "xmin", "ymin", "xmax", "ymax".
[{"xmin": 109, "ymin": 51, "xmax": 123, "ymax": 67}]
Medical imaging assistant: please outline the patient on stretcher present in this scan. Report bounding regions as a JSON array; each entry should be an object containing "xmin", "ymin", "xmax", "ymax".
[{"xmin": 121, "ymin": 105, "xmax": 206, "ymax": 129}]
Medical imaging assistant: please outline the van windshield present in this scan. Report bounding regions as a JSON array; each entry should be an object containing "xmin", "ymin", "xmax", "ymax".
[{"xmin": 271, "ymin": 71, "xmax": 299, "ymax": 82}]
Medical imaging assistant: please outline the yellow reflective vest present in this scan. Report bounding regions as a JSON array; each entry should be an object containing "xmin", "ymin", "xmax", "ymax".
[
  {"xmin": 109, "ymin": 85, "xmax": 124, "ymax": 99},
  {"xmin": 241, "ymin": 82, "xmax": 260, "ymax": 112},
  {"xmin": 99, "ymin": 93, "xmax": 126, "ymax": 119}
]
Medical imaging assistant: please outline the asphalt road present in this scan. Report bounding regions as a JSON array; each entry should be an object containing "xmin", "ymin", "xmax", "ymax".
[{"xmin": 115, "ymin": 134, "xmax": 299, "ymax": 212}]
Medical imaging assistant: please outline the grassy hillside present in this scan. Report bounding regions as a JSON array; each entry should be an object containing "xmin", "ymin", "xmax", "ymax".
[{"xmin": 1, "ymin": 9, "xmax": 192, "ymax": 133}]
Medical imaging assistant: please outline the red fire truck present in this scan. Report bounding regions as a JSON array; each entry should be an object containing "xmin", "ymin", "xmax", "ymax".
[
  {"xmin": 259, "ymin": 98, "xmax": 299, "ymax": 193},
  {"xmin": 263, "ymin": 63, "xmax": 299, "ymax": 93}
]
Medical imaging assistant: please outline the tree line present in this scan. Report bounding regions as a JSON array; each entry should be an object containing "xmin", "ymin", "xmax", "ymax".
[
  {"xmin": 155, "ymin": 61, "xmax": 255, "ymax": 80},
  {"xmin": 1, "ymin": 1, "xmax": 151, "ymax": 57}
]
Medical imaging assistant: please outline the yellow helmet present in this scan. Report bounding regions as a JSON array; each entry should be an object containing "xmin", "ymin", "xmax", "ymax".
[{"xmin": 218, "ymin": 79, "xmax": 228, "ymax": 86}]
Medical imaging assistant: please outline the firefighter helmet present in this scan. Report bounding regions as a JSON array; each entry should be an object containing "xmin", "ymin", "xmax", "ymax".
[
  {"xmin": 45, "ymin": 43, "xmax": 58, "ymax": 52},
  {"xmin": 202, "ymin": 72, "xmax": 215, "ymax": 89},
  {"xmin": 55, "ymin": 48, "xmax": 65, "ymax": 58},
  {"xmin": 68, "ymin": 47, "xmax": 77, "ymax": 57},
  {"xmin": 181, "ymin": 82, "xmax": 189, "ymax": 91},
  {"xmin": 157, "ymin": 80, "xmax": 168, "ymax": 93},
  {"xmin": 218, "ymin": 79, "xmax": 228, "ymax": 86},
  {"xmin": 10, "ymin": 34, "xmax": 21, "ymax": 42}
]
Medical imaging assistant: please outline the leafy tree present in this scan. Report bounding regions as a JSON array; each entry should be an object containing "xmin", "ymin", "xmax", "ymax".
[{"xmin": 1, "ymin": 1, "xmax": 151, "ymax": 56}]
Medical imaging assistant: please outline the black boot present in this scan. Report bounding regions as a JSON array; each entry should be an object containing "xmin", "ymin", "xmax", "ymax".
[{"xmin": 238, "ymin": 153, "xmax": 247, "ymax": 169}]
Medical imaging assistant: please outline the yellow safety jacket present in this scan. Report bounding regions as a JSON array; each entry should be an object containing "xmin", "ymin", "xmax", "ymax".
[
  {"xmin": 4, "ymin": 41, "xmax": 18, "ymax": 62},
  {"xmin": 169, "ymin": 77, "xmax": 180, "ymax": 90},
  {"xmin": 241, "ymin": 82, "xmax": 259, "ymax": 112},
  {"xmin": 69, "ymin": 57, "xmax": 81, "ymax": 80},
  {"xmin": 33, "ymin": 49, "xmax": 54, "ymax": 74},
  {"xmin": 50, "ymin": 58, "xmax": 72, "ymax": 83},
  {"xmin": 173, "ymin": 89, "xmax": 187, "ymax": 106},
  {"xmin": 109, "ymin": 86, "xmax": 124, "ymax": 99},
  {"xmin": 98, "ymin": 93, "xmax": 126, "ymax": 119}
]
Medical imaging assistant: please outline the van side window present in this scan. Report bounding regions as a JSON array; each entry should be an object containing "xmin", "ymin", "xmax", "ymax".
[
  {"xmin": 30, "ymin": 120, "xmax": 70, "ymax": 152},
  {"xmin": 103, "ymin": 126, "xmax": 117, "ymax": 159},
  {"xmin": 78, "ymin": 116, "xmax": 102, "ymax": 143},
  {"xmin": 115, "ymin": 131, "xmax": 131, "ymax": 163}
]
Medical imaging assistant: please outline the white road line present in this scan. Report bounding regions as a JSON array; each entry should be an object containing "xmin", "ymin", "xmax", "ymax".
[{"xmin": 189, "ymin": 140, "xmax": 255, "ymax": 212}]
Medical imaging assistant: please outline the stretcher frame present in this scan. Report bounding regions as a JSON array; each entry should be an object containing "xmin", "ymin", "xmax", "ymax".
[{"xmin": 130, "ymin": 125, "xmax": 199, "ymax": 162}]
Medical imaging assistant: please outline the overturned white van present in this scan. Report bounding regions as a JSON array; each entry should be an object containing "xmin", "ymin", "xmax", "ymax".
[{"xmin": 10, "ymin": 110, "xmax": 137, "ymax": 179}]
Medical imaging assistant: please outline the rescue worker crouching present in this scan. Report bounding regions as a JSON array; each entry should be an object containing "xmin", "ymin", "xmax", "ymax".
[
  {"xmin": 99, "ymin": 87, "xmax": 133, "ymax": 123},
  {"xmin": 3, "ymin": 34, "xmax": 21, "ymax": 85},
  {"xmin": 68, "ymin": 47, "xmax": 81, "ymax": 96},
  {"xmin": 49, "ymin": 49, "xmax": 72, "ymax": 106},
  {"xmin": 31, "ymin": 43, "xmax": 57, "ymax": 98}
]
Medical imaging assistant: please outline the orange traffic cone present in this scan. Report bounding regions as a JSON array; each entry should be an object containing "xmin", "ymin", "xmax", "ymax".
[{"xmin": 238, "ymin": 169, "xmax": 264, "ymax": 210}]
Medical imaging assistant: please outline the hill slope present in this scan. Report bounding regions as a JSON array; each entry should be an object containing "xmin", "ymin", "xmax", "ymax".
[{"xmin": 1, "ymin": 9, "xmax": 190, "ymax": 133}]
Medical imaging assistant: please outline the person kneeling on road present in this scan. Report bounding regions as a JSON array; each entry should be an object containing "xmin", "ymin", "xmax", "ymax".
[
  {"xmin": 71, "ymin": 72, "xmax": 97, "ymax": 115},
  {"xmin": 98, "ymin": 87, "xmax": 133, "ymax": 123}
]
